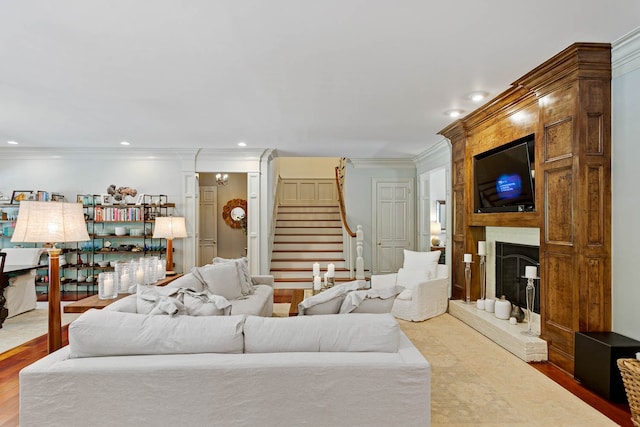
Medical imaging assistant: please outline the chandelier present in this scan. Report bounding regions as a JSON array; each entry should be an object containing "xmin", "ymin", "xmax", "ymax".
[{"xmin": 216, "ymin": 173, "xmax": 229, "ymax": 186}]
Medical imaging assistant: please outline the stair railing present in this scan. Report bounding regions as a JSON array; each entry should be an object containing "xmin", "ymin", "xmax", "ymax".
[
  {"xmin": 335, "ymin": 159, "xmax": 365, "ymax": 280},
  {"xmin": 268, "ymin": 175, "xmax": 282, "ymax": 270}
]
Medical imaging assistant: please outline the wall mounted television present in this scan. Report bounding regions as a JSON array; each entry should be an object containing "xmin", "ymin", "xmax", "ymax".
[{"xmin": 474, "ymin": 135, "xmax": 535, "ymax": 213}]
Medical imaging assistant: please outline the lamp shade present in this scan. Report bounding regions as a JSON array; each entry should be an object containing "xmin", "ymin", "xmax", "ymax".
[
  {"xmin": 11, "ymin": 201, "xmax": 90, "ymax": 244},
  {"xmin": 430, "ymin": 221, "xmax": 442, "ymax": 235},
  {"xmin": 152, "ymin": 217, "xmax": 187, "ymax": 239}
]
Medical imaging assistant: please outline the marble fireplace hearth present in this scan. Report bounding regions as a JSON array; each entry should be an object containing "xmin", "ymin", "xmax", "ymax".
[{"xmin": 449, "ymin": 300, "xmax": 547, "ymax": 362}]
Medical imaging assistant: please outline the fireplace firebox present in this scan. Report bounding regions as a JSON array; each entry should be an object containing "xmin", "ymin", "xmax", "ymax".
[{"xmin": 495, "ymin": 242, "xmax": 540, "ymax": 313}]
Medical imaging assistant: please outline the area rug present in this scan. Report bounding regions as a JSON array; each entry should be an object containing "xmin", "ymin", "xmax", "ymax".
[
  {"xmin": 272, "ymin": 303, "xmax": 291, "ymax": 317},
  {"xmin": 398, "ymin": 314, "xmax": 616, "ymax": 426},
  {"xmin": 0, "ymin": 309, "xmax": 80, "ymax": 354}
]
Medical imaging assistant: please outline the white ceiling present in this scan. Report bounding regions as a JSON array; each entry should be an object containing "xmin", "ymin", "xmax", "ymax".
[{"xmin": 1, "ymin": 1, "xmax": 639, "ymax": 159}]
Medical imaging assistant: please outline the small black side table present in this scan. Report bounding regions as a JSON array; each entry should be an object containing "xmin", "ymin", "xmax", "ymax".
[{"xmin": 575, "ymin": 331, "xmax": 640, "ymax": 402}]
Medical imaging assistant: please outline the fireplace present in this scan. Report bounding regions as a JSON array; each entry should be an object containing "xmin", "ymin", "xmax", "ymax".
[{"xmin": 495, "ymin": 241, "xmax": 540, "ymax": 313}]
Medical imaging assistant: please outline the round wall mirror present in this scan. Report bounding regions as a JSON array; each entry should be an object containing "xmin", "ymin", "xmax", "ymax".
[
  {"xmin": 222, "ymin": 198, "xmax": 248, "ymax": 229},
  {"xmin": 230, "ymin": 206, "xmax": 245, "ymax": 221}
]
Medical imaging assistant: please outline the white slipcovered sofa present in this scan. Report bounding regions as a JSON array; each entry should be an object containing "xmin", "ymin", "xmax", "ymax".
[
  {"xmin": 20, "ymin": 312, "xmax": 431, "ymax": 427},
  {"xmin": 1, "ymin": 247, "xmax": 43, "ymax": 318},
  {"xmin": 371, "ymin": 250, "xmax": 449, "ymax": 322},
  {"xmin": 107, "ymin": 258, "xmax": 275, "ymax": 317}
]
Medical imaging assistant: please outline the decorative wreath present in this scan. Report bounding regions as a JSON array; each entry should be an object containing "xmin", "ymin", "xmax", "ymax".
[{"xmin": 222, "ymin": 198, "xmax": 247, "ymax": 231}]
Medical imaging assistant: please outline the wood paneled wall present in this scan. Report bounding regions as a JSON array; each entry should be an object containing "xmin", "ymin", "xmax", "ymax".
[{"xmin": 440, "ymin": 43, "xmax": 612, "ymax": 374}]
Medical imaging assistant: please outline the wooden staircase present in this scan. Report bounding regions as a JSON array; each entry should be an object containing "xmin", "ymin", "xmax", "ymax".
[{"xmin": 270, "ymin": 205, "xmax": 352, "ymax": 288}]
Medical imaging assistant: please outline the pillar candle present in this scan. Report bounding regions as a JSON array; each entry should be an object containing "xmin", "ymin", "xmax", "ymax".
[
  {"xmin": 463, "ymin": 253, "xmax": 472, "ymax": 263},
  {"xmin": 327, "ymin": 263, "xmax": 335, "ymax": 277},
  {"xmin": 313, "ymin": 275, "xmax": 321, "ymax": 290},
  {"xmin": 135, "ymin": 269, "xmax": 144, "ymax": 285},
  {"xmin": 478, "ymin": 241, "xmax": 486, "ymax": 256},
  {"xmin": 312, "ymin": 262, "xmax": 320, "ymax": 277},
  {"xmin": 324, "ymin": 272, "xmax": 328, "ymax": 286},
  {"xmin": 103, "ymin": 278, "xmax": 114, "ymax": 296},
  {"xmin": 525, "ymin": 266, "xmax": 537, "ymax": 279}
]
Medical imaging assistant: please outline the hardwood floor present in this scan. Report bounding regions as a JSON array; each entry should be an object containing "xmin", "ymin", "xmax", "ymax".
[{"xmin": 0, "ymin": 290, "xmax": 633, "ymax": 427}]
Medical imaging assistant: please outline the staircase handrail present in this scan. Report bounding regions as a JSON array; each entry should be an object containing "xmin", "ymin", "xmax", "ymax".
[
  {"xmin": 335, "ymin": 164, "xmax": 356, "ymax": 238},
  {"xmin": 335, "ymin": 159, "xmax": 365, "ymax": 280}
]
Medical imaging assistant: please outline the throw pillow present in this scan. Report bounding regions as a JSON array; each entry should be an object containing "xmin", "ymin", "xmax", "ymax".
[
  {"xmin": 403, "ymin": 249, "xmax": 440, "ymax": 275},
  {"xmin": 212, "ymin": 256, "xmax": 254, "ymax": 295},
  {"xmin": 339, "ymin": 286, "xmax": 404, "ymax": 314},
  {"xmin": 396, "ymin": 268, "xmax": 431, "ymax": 290},
  {"xmin": 244, "ymin": 313, "xmax": 400, "ymax": 353},
  {"xmin": 191, "ymin": 262, "xmax": 244, "ymax": 300},
  {"xmin": 176, "ymin": 288, "xmax": 232, "ymax": 316},
  {"xmin": 136, "ymin": 284, "xmax": 186, "ymax": 315},
  {"xmin": 297, "ymin": 280, "xmax": 363, "ymax": 315},
  {"xmin": 69, "ymin": 310, "xmax": 246, "ymax": 357},
  {"xmin": 163, "ymin": 272, "xmax": 205, "ymax": 292}
]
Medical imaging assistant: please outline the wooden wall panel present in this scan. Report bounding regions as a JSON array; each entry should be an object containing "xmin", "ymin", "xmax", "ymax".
[
  {"xmin": 440, "ymin": 43, "xmax": 611, "ymax": 375},
  {"xmin": 544, "ymin": 118, "xmax": 573, "ymax": 161},
  {"xmin": 586, "ymin": 166, "xmax": 604, "ymax": 245},
  {"xmin": 586, "ymin": 113, "xmax": 604, "ymax": 155},
  {"xmin": 545, "ymin": 168, "xmax": 574, "ymax": 244}
]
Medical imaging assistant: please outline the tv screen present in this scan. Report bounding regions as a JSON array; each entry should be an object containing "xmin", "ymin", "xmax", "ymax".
[{"xmin": 474, "ymin": 136, "xmax": 535, "ymax": 213}]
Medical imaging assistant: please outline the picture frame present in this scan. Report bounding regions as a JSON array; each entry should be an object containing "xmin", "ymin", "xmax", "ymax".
[
  {"xmin": 135, "ymin": 193, "xmax": 145, "ymax": 205},
  {"xmin": 10, "ymin": 190, "xmax": 36, "ymax": 204},
  {"xmin": 51, "ymin": 193, "xmax": 65, "ymax": 202},
  {"xmin": 100, "ymin": 194, "xmax": 111, "ymax": 205}
]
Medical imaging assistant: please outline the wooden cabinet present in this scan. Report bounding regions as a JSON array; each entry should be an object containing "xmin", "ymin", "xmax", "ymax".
[{"xmin": 439, "ymin": 43, "xmax": 612, "ymax": 374}]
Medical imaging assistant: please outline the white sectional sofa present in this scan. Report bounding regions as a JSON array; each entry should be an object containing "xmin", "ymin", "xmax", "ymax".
[
  {"xmin": 20, "ymin": 312, "xmax": 431, "ymax": 427},
  {"xmin": 106, "ymin": 272, "xmax": 275, "ymax": 317}
]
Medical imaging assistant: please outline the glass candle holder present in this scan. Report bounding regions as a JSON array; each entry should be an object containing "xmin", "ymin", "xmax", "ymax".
[{"xmin": 98, "ymin": 272, "xmax": 117, "ymax": 300}]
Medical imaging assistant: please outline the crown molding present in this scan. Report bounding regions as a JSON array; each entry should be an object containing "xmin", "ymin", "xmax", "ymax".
[
  {"xmin": 0, "ymin": 147, "xmax": 200, "ymax": 161},
  {"xmin": 348, "ymin": 158, "xmax": 416, "ymax": 169},
  {"xmin": 413, "ymin": 138, "xmax": 450, "ymax": 164},
  {"xmin": 613, "ymin": 27, "xmax": 640, "ymax": 78}
]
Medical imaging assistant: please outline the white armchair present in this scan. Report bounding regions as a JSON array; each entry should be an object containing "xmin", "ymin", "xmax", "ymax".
[
  {"xmin": 371, "ymin": 264, "xmax": 449, "ymax": 322},
  {"xmin": 1, "ymin": 248, "xmax": 43, "ymax": 317}
]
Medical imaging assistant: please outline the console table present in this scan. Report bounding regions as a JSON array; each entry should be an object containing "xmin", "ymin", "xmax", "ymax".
[{"xmin": 63, "ymin": 274, "xmax": 183, "ymax": 314}]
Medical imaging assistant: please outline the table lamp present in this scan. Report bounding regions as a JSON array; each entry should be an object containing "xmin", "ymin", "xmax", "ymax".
[
  {"xmin": 11, "ymin": 201, "xmax": 89, "ymax": 353},
  {"xmin": 152, "ymin": 216, "xmax": 187, "ymax": 276},
  {"xmin": 430, "ymin": 221, "xmax": 442, "ymax": 246}
]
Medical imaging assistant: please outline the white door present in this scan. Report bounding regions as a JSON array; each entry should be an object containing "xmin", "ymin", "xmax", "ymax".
[
  {"xmin": 198, "ymin": 186, "xmax": 217, "ymax": 266},
  {"xmin": 373, "ymin": 179, "xmax": 414, "ymax": 274}
]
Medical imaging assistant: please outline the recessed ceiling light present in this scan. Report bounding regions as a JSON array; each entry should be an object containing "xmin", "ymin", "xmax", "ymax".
[
  {"xmin": 120, "ymin": 141, "xmax": 130, "ymax": 146},
  {"xmin": 237, "ymin": 141, "xmax": 247, "ymax": 147},
  {"xmin": 7, "ymin": 140, "xmax": 18, "ymax": 145},
  {"xmin": 444, "ymin": 109, "xmax": 464, "ymax": 118},
  {"xmin": 467, "ymin": 91, "xmax": 489, "ymax": 102}
]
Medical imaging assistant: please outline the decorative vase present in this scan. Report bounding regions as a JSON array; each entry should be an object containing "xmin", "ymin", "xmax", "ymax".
[
  {"xmin": 511, "ymin": 304, "xmax": 525, "ymax": 323},
  {"xmin": 484, "ymin": 298, "xmax": 495, "ymax": 313},
  {"xmin": 494, "ymin": 295, "xmax": 511, "ymax": 320}
]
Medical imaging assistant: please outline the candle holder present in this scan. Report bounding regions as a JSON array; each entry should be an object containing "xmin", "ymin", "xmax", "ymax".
[
  {"xmin": 463, "ymin": 258, "xmax": 473, "ymax": 304},
  {"xmin": 521, "ymin": 275, "xmax": 539, "ymax": 336},
  {"xmin": 476, "ymin": 254, "xmax": 486, "ymax": 309},
  {"xmin": 98, "ymin": 272, "xmax": 117, "ymax": 300},
  {"xmin": 326, "ymin": 276, "xmax": 335, "ymax": 288}
]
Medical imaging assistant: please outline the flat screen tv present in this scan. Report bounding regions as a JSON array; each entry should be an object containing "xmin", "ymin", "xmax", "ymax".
[{"xmin": 474, "ymin": 135, "xmax": 535, "ymax": 213}]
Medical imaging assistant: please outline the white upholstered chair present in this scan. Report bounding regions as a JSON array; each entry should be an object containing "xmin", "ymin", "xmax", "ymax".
[
  {"xmin": 371, "ymin": 250, "xmax": 449, "ymax": 322},
  {"xmin": 1, "ymin": 248, "xmax": 43, "ymax": 317}
]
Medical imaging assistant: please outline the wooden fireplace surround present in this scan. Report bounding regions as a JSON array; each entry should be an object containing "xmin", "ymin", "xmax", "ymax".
[{"xmin": 439, "ymin": 43, "xmax": 611, "ymax": 374}]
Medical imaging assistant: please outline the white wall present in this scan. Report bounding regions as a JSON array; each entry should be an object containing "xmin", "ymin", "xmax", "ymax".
[
  {"xmin": 344, "ymin": 159, "xmax": 416, "ymax": 273},
  {"xmin": 0, "ymin": 148, "xmax": 187, "ymax": 270},
  {"xmin": 275, "ymin": 157, "xmax": 339, "ymax": 179},
  {"xmin": 612, "ymin": 29, "xmax": 640, "ymax": 340}
]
